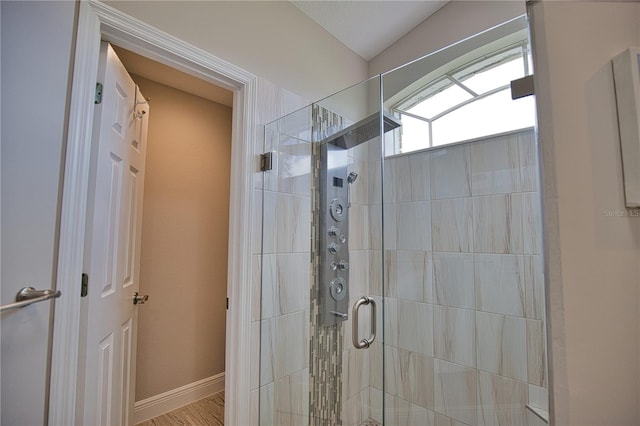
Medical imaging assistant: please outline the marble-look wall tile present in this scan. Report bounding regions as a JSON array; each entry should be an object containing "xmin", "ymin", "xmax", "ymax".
[
  {"xmin": 251, "ymin": 321, "xmax": 260, "ymax": 390},
  {"xmin": 252, "ymin": 255, "xmax": 261, "ymax": 322},
  {"xmin": 524, "ymin": 255, "xmax": 545, "ymax": 320},
  {"xmin": 431, "ymin": 145, "xmax": 471, "ymax": 199},
  {"xmin": 474, "ymin": 254, "xmax": 526, "ymax": 317},
  {"xmin": 274, "ymin": 368, "xmax": 310, "ymax": 423},
  {"xmin": 397, "ymin": 251, "xmax": 433, "ymax": 302},
  {"xmin": 260, "ymin": 124, "xmax": 278, "ymax": 190},
  {"xmin": 471, "ymin": 135, "xmax": 520, "ymax": 196},
  {"xmin": 260, "ymin": 253, "xmax": 308, "ymax": 319},
  {"xmin": 384, "ymin": 151, "xmax": 432, "ymax": 202},
  {"xmin": 250, "ymin": 388, "xmax": 259, "ymax": 426},
  {"xmin": 261, "ymin": 311, "xmax": 308, "ymax": 383},
  {"xmin": 526, "ymin": 319, "xmax": 546, "ymax": 387},
  {"xmin": 385, "ymin": 346, "xmax": 435, "ymax": 410},
  {"xmin": 369, "ymin": 204, "xmax": 383, "ymax": 251},
  {"xmin": 432, "ymin": 252, "xmax": 475, "ymax": 309},
  {"xmin": 385, "ymin": 155, "xmax": 413, "ymax": 203},
  {"xmin": 434, "ymin": 412, "xmax": 470, "ymax": 426},
  {"xmin": 434, "ymin": 359, "xmax": 478, "ymax": 425},
  {"xmin": 274, "ymin": 135, "xmax": 311, "ymax": 196},
  {"xmin": 431, "ymin": 198, "xmax": 473, "ymax": 252},
  {"xmin": 342, "ymin": 348, "xmax": 369, "ymax": 401},
  {"xmin": 349, "ymin": 202, "xmax": 370, "ymax": 250},
  {"xmin": 259, "ymin": 382, "xmax": 275, "ymax": 425},
  {"xmin": 276, "ymin": 193, "xmax": 311, "ymax": 253},
  {"xmin": 473, "ymin": 194, "xmax": 523, "ymax": 254},
  {"xmin": 280, "ymin": 88, "xmax": 310, "ymax": 121},
  {"xmin": 528, "ymin": 384, "xmax": 548, "ymax": 412},
  {"xmin": 253, "ymin": 190, "xmax": 264, "ymax": 255},
  {"xmin": 369, "ymin": 151, "xmax": 383, "ymax": 205},
  {"xmin": 350, "ymin": 159, "xmax": 370, "ymax": 206},
  {"xmin": 385, "ymin": 393, "xmax": 435, "ymax": 426},
  {"xmin": 409, "ymin": 151, "xmax": 431, "ymax": 201},
  {"xmin": 260, "ymin": 318, "xmax": 275, "ymax": 386},
  {"xmin": 383, "ymin": 203, "xmax": 397, "ymax": 250},
  {"xmin": 433, "ymin": 305, "xmax": 476, "ymax": 368},
  {"xmin": 477, "ymin": 371, "xmax": 528, "ymax": 426},
  {"xmin": 397, "ymin": 201, "xmax": 431, "ymax": 251},
  {"xmin": 369, "ymin": 387, "xmax": 383, "ymax": 424},
  {"xmin": 517, "ymin": 130, "xmax": 538, "ymax": 193},
  {"xmin": 343, "ymin": 390, "xmax": 368, "ymax": 426},
  {"xmin": 348, "ymin": 250, "xmax": 370, "ymax": 304},
  {"xmin": 278, "ymin": 105, "xmax": 312, "ymax": 141},
  {"xmin": 384, "ymin": 250, "xmax": 399, "ymax": 298},
  {"xmin": 476, "ymin": 312, "xmax": 527, "ymax": 382},
  {"xmin": 397, "ymin": 300, "xmax": 434, "ymax": 357},
  {"xmin": 516, "ymin": 192, "xmax": 542, "ymax": 255},
  {"xmin": 368, "ymin": 249, "xmax": 384, "ymax": 297},
  {"xmin": 369, "ymin": 340, "xmax": 384, "ymax": 390},
  {"xmin": 383, "ymin": 298, "xmax": 399, "ymax": 349},
  {"xmin": 527, "ymin": 410, "xmax": 549, "ymax": 426}
]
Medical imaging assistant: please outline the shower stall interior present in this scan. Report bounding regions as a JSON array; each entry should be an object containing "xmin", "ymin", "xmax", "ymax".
[{"xmin": 257, "ymin": 16, "xmax": 547, "ymax": 426}]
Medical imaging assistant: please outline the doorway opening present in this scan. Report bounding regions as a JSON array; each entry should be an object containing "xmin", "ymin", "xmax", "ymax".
[
  {"xmin": 113, "ymin": 45, "xmax": 232, "ymax": 424},
  {"xmin": 49, "ymin": 3, "xmax": 256, "ymax": 425}
]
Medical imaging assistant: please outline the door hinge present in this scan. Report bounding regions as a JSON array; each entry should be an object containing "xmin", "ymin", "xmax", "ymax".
[
  {"xmin": 81, "ymin": 273, "xmax": 89, "ymax": 297},
  {"xmin": 260, "ymin": 152, "xmax": 273, "ymax": 172},
  {"xmin": 95, "ymin": 82, "xmax": 103, "ymax": 104},
  {"xmin": 226, "ymin": 297, "xmax": 229, "ymax": 310}
]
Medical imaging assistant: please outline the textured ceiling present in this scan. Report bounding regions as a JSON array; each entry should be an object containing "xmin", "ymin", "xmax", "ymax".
[{"xmin": 290, "ymin": 1, "xmax": 449, "ymax": 60}]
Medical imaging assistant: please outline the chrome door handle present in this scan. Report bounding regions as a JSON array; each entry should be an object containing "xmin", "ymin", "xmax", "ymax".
[
  {"xmin": 0, "ymin": 286, "xmax": 62, "ymax": 313},
  {"xmin": 133, "ymin": 292, "xmax": 149, "ymax": 305},
  {"xmin": 352, "ymin": 296, "xmax": 376, "ymax": 349}
]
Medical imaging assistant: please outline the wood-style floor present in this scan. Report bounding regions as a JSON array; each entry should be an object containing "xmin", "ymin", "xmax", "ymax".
[{"xmin": 137, "ymin": 392, "xmax": 224, "ymax": 426}]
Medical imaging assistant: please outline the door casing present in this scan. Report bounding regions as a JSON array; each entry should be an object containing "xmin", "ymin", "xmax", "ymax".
[{"xmin": 49, "ymin": 2, "xmax": 257, "ymax": 425}]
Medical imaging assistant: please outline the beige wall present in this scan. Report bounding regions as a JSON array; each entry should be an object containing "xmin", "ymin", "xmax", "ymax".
[
  {"xmin": 133, "ymin": 76, "xmax": 232, "ymax": 401},
  {"xmin": 369, "ymin": 0, "xmax": 526, "ymax": 76},
  {"xmin": 105, "ymin": 1, "xmax": 368, "ymax": 102},
  {"xmin": 529, "ymin": 2, "xmax": 640, "ymax": 424}
]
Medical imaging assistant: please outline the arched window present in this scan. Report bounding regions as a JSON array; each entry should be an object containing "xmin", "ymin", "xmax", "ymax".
[{"xmin": 390, "ymin": 42, "xmax": 536, "ymax": 154}]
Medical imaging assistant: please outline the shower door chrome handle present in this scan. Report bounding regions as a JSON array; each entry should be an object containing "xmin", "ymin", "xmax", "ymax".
[{"xmin": 352, "ymin": 296, "xmax": 376, "ymax": 349}]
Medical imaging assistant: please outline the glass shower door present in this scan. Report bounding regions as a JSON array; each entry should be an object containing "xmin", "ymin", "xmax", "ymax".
[
  {"xmin": 380, "ymin": 15, "xmax": 547, "ymax": 426},
  {"xmin": 258, "ymin": 76, "xmax": 388, "ymax": 426},
  {"xmin": 257, "ymin": 15, "xmax": 548, "ymax": 426}
]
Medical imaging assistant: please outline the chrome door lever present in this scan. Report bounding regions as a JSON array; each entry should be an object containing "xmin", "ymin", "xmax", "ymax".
[
  {"xmin": 352, "ymin": 296, "xmax": 376, "ymax": 349},
  {"xmin": 133, "ymin": 292, "xmax": 149, "ymax": 305},
  {"xmin": 0, "ymin": 286, "xmax": 62, "ymax": 313}
]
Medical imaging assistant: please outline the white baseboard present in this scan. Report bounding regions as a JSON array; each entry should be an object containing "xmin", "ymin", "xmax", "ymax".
[{"xmin": 133, "ymin": 372, "xmax": 225, "ymax": 425}]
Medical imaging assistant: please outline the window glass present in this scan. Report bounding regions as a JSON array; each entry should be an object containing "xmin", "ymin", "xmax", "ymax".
[
  {"xmin": 431, "ymin": 89, "xmax": 535, "ymax": 146},
  {"xmin": 391, "ymin": 42, "xmax": 534, "ymax": 154},
  {"xmin": 398, "ymin": 114, "xmax": 430, "ymax": 153},
  {"xmin": 408, "ymin": 83, "xmax": 472, "ymax": 119},
  {"xmin": 458, "ymin": 58, "xmax": 524, "ymax": 94}
]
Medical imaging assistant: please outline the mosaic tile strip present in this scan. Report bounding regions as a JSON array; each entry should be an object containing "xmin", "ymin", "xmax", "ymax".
[{"xmin": 309, "ymin": 104, "xmax": 345, "ymax": 426}]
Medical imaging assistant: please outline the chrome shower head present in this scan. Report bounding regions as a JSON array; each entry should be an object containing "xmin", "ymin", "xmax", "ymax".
[{"xmin": 347, "ymin": 172, "xmax": 358, "ymax": 184}]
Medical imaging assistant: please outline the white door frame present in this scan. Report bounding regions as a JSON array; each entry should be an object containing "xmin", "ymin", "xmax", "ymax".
[{"xmin": 48, "ymin": 2, "xmax": 256, "ymax": 425}]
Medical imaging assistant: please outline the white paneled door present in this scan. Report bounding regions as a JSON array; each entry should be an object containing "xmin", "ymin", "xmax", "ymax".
[{"xmin": 82, "ymin": 42, "xmax": 149, "ymax": 426}]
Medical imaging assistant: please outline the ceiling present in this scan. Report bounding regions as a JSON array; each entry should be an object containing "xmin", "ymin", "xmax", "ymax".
[
  {"xmin": 290, "ymin": 1, "xmax": 449, "ymax": 61},
  {"xmin": 113, "ymin": 1, "xmax": 450, "ymax": 106},
  {"xmin": 113, "ymin": 46, "xmax": 234, "ymax": 107}
]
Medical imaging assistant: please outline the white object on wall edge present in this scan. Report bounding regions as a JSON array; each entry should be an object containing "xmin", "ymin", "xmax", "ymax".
[{"xmin": 612, "ymin": 47, "xmax": 640, "ymax": 208}]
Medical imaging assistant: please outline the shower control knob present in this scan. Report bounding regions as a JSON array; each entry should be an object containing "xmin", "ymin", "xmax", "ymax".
[
  {"xmin": 328, "ymin": 243, "xmax": 339, "ymax": 254},
  {"xmin": 328, "ymin": 226, "xmax": 339, "ymax": 237},
  {"xmin": 337, "ymin": 260, "xmax": 349, "ymax": 271}
]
